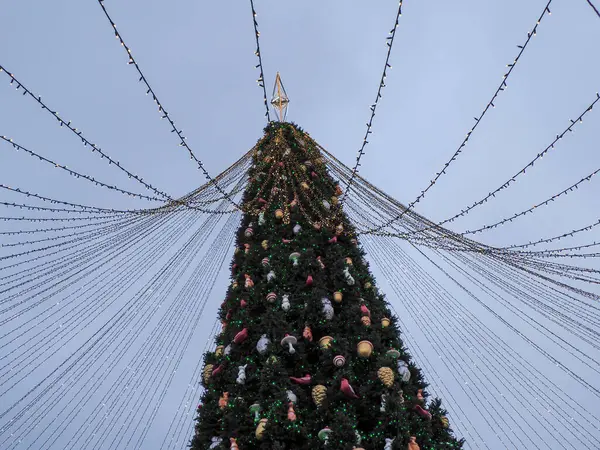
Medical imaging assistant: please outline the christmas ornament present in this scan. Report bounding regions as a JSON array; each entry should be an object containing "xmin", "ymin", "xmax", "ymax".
[
  {"xmin": 381, "ymin": 317, "xmax": 391, "ymax": 328},
  {"xmin": 258, "ymin": 211, "xmax": 265, "ymax": 226},
  {"xmin": 312, "ymin": 385, "xmax": 327, "ymax": 407},
  {"xmin": 281, "ymin": 294, "xmax": 291, "ymax": 311},
  {"xmin": 212, "ymin": 364, "xmax": 224, "ymax": 377},
  {"xmin": 397, "ymin": 360, "xmax": 411, "ymax": 382},
  {"xmin": 236, "ymin": 364, "xmax": 247, "ymax": 385},
  {"xmin": 286, "ymin": 390, "xmax": 297, "ymax": 403},
  {"xmin": 335, "ymin": 185, "xmax": 343, "ymax": 196},
  {"xmin": 343, "ymin": 267, "xmax": 355, "ymax": 285},
  {"xmin": 233, "ymin": 328, "xmax": 249, "ymax": 344},
  {"xmin": 244, "ymin": 227, "xmax": 254, "ymax": 237},
  {"xmin": 301, "ymin": 182, "xmax": 309, "ymax": 190},
  {"xmin": 355, "ymin": 430, "xmax": 362, "ymax": 445},
  {"xmin": 244, "ymin": 274, "xmax": 254, "ymax": 289},
  {"xmin": 321, "ymin": 298, "xmax": 334, "ymax": 320},
  {"xmin": 258, "ymin": 197, "xmax": 267, "ymax": 204},
  {"xmin": 384, "ymin": 438, "xmax": 395, "ymax": 450},
  {"xmin": 336, "ymin": 224, "xmax": 344, "ymax": 235},
  {"xmin": 224, "ymin": 344, "xmax": 231, "ymax": 355},
  {"xmin": 408, "ymin": 436, "xmax": 420, "ymax": 450},
  {"xmin": 219, "ymin": 392, "xmax": 229, "ymax": 409},
  {"xmin": 360, "ymin": 303, "xmax": 371, "ymax": 317},
  {"xmin": 313, "ymin": 222, "xmax": 322, "ymax": 230},
  {"xmin": 399, "ymin": 390, "xmax": 405, "ymax": 404},
  {"xmin": 306, "ymin": 275, "xmax": 314, "ymax": 286},
  {"xmin": 386, "ymin": 348, "xmax": 401, "ymax": 359},
  {"xmin": 318, "ymin": 427, "xmax": 332, "ymax": 443},
  {"xmin": 209, "ymin": 437, "xmax": 223, "ymax": 449},
  {"xmin": 364, "ymin": 281, "xmax": 372, "ymax": 289},
  {"xmin": 333, "ymin": 355, "xmax": 346, "ymax": 367},
  {"xmin": 202, "ymin": 364, "xmax": 213, "ymax": 385},
  {"xmin": 267, "ymin": 355, "xmax": 278, "ymax": 365},
  {"xmin": 317, "ymin": 256, "xmax": 325, "ymax": 269},
  {"xmin": 303, "ymin": 325, "xmax": 313, "ymax": 341},
  {"xmin": 249, "ymin": 403, "xmax": 261, "ymax": 421},
  {"xmin": 318, "ymin": 335, "xmax": 333, "ymax": 349},
  {"xmin": 333, "ymin": 291, "xmax": 343, "ymax": 303},
  {"xmin": 287, "ymin": 402, "xmax": 297, "ymax": 421},
  {"xmin": 330, "ymin": 196, "xmax": 339, "ymax": 205},
  {"xmin": 215, "ymin": 345, "xmax": 224, "ymax": 357},
  {"xmin": 328, "ymin": 236, "xmax": 337, "ymax": 244},
  {"xmin": 345, "ymin": 257, "xmax": 353, "ymax": 265},
  {"xmin": 441, "ymin": 416, "xmax": 450, "ymax": 428},
  {"xmin": 282, "ymin": 238, "xmax": 292, "ymax": 244},
  {"xmin": 281, "ymin": 335, "xmax": 297, "ymax": 354},
  {"xmin": 361, "ymin": 316, "xmax": 371, "ymax": 327},
  {"xmin": 322, "ymin": 200, "xmax": 331, "ymax": 210},
  {"xmin": 380, "ymin": 394, "xmax": 387, "ymax": 412},
  {"xmin": 414, "ymin": 405, "xmax": 432, "ymax": 420},
  {"xmin": 378, "ymin": 367, "xmax": 394, "ymax": 387},
  {"xmin": 340, "ymin": 378, "xmax": 359, "ymax": 399},
  {"xmin": 293, "ymin": 223, "xmax": 302, "ymax": 234},
  {"xmin": 232, "ymin": 281, "xmax": 238, "ymax": 289},
  {"xmin": 417, "ymin": 389, "xmax": 424, "ymax": 402},
  {"xmin": 311, "ymin": 171, "xmax": 318, "ymax": 179},
  {"xmin": 275, "ymin": 209, "xmax": 284, "ymax": 219},
  {"xmin": 261, "ymin": 240, "xmax": 268, "ymax": 250},
  {"xmin": 240, "ymin": 299, "xmax": 248, "ymax": 308},
  {"xmin": 357, "ymin": 340, "xmax": 373, "ymax": 357},
  {"xmin": 261, "ymin": 257, "xmax": 270, "ymax": 267},
  {"xmin": 304, "ymin": 160, "xmax": 313, "ymax": 168},
  {"xmin": 289, "ymin": 374, "xmax": 312, "ymax": 385},
  {"xmin": 267, "ymin": 270, "xmax": 276, "ymax": 282},
  {"xmin": 230, "ymin": 437, "xmax": 239, "ymax": 450},
  {"xmin": 266, "ymin": 292, "xmax": 277, "ymax": 303},
  {"xmin": 289, "ymin": 252, "xmax": 301, "ymax": 266},
  {"xmin": 256, "ymin": 334, "xmax": 270, "ymax": 354},
  {"xmin": 255, "ymin": 418, "xmax": 268, "ymax": 439}
]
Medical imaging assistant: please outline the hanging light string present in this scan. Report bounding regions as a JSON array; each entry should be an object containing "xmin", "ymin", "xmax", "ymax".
[
  {"xmin": 95, "ymin": 0, "xmax": 241, "ymax": 210},
  {"xmin": 0, "ymin": 65, "xmax": 174, "ymax": 202},
  {"xmin": 357, "ymin": 0, "xmax": 554, "ymax": 235},
  {"xmin": 586, "ymin": 0, "xmax": 600, "ymax": 19},
  {"xmin": 249, "ymin": 0, "xmax": 271, "ymax": 121},
  {"xmin": 364, "ymin": 93, "xmax": 600, "ymax": 238},
  {"xmin": 0, "ymin": 136, "xmax": 165, "ymax": 203},
  {"xmin": 339, "ymin": 0, "xmax": 403, "ymax": 205},
  {"xmin": 0, "ymin": 217, "xmax": 126, "ymax": 236}
]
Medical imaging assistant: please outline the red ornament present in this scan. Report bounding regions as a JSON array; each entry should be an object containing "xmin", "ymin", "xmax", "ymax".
[
  {"xmin": 226, "ymin": 309, "xmax": 233, "ymax": 320},
  {"xmin": 360, "ymin": 304, "xmax": 371, "ymax": 318},
  {"xmin": 212, "ymin": 364, "xmax": 224, "ymax": 376},
  {"xmin": 311, "ymin": 171, "xmax": 317, "ymax": 178},
  {"xmin": 233, "ymin": 328, "xmax": 249, "ymax": 344},
  {"xmin": 289, "ymin": 374, "xmax": 312, "ymax": 385},
  {"xmin": 340, "ymin": 378, "xmax": 360, "ymax": 399},
  {"xmin": 240, "ymin": 299, "xmax": 248, "ymax": 308},
  {"xmin": 258, "ymin": 198, "xmax": 267, "ymax": 204},
  {"xmin": 306, "ymin": 275, "xmax": 313, "ymax": 286},
  {"xmin": 282, "ymin": 238, "xmax": 292, "ymax": 244},
  {"xmin": 328, "ymin": 236, "xmax": 337, "ymax": 244}
]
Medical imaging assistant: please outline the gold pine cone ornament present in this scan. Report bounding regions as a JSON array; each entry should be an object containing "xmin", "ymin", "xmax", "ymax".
[
  {"xmin": 312, "ymin": 384, "xmax": 327, "ymax": 407},
  {"xmin": 202, "ymin": 364, "xmax": 213, "ymax": 385},
  {"xmin": 378, "ymin": 366, "xmax": 395, "ymax": 387}
]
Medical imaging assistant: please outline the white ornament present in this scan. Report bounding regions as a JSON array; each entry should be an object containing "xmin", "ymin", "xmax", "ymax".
[
  {"xmin": 209, "ymin": 436, "xmax": 223, "ymax": 448},
  {"xmin": 322, "ymin": 200, "xmax": 331, "ymax": 210},
  {"xmin": 236, "ymin": 364, "xmax": 247, "ymax": 385},
  {"xmin": 380, "ymin": 393, "xmax": 387, "ymax": 412},
  {"xmin": 282, "ymin": 294, "xmax": 291, "ymax": 312},
  {"xmin": 256, "ymin": 334, "xmax": 270, "ymax": 355},
  {"xmin": 224, "ymin": 344, "xmax": 231, "ymax": 356},
  {"xmin": 293, "ymin": 224, "xmax": 301, "ymax": 234},
  {"xmin": 321, "ymin": 297, "xmax": 334, "ymax": 320},
  {"xmin": 355, "ymin": 430, "xmax": 362, "ymax": 445},
  {"xmin": 397, "ymin": 360, "xmax": 411, "ymax": 382},
  {"xmin": 284, "ymin": 147, "xmax": 291, "ymax": 157},
  {"xmin": 384, "ymin": 438, "xmax": 395, "ymax": 450},
  {"xmin": 258, "ymin": 211, "xmax": 265, "ymax": 226},
  {"xmin": 286, "ymin": 390, "xmax": 297, "ymax": 403},
  {"xmin": 267, "ymin": 270, "xmax": 276, "ymax": 282},
  {"xmin": 343, "ymin": 266, "xmax": 355, "ymax": 286}
]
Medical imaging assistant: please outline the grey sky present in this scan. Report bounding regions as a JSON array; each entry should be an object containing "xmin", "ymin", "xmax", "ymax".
[{"xmin": 1, "ymin": 0, "xmax": 599, "ymax": 449}]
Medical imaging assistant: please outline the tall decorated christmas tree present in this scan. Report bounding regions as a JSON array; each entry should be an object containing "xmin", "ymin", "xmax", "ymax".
[{"xmin": 191, "ymin": 120, "xmax": 463, "ymax": 450}]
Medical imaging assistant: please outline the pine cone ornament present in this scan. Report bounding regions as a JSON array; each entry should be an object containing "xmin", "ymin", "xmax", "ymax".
[
  {"xmin": 378, "ymin": 367, "xmax": 394, "ymax": 387},
  {"xmin": 202, "ymin": 364, "xmax": 214, "ymax": 385},
  {"xmin": 312, "ymin": 384, "xmax": 327, "ymax": 407}
]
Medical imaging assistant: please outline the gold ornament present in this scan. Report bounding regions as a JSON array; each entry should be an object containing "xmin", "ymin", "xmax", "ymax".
[
  {"xmin": 357, "ymin": 340, "xmax": 373, "ymax": 358},
  {"xmin": 364, "ymin": 281, "xmax": 372, "ymax": 289},
  {"xmin": 378, "ymin": 367, "xmax": 394, "ymax": 387},
  {"xmin": 300, "ymin": 182, "xmax": 309, "ymax": 190},
  {"xmin": 232, "ymin": 281, "xmax": 238, "ymax": 289},
  {"xmin": 215, "ymin": 345, "xmax": 224, "ymax": 357},
  {"xmin": 275, "ymin": 209, "xmax": 284, "ymax": 219},
  {"xmin": 345, "ymin": 257, "xmax": 353, "ymax": 265},
  {"xmin": 330, "ymin": 196, "xmax": 339, "ymax": 206},
  {"xmin": 361, "ymin": 315, "xmax": 371, "ymax": 327},
  {"xmin": 202, "ymin": 364, "xmax": 213, "ymax": 385},
  {"xmin": 318, "ymin": 335, "xmax": 333, "ymax": 349},
  {"xmin": 381, "ymin": 317, "xmax": 391, "ymax": 328},
  {"xmin": 255, "ymin": 418, "xmax": 268, "ymax": 439},
  {"xmin": 312, "ymin": 385, "xmax": 327, "ymax": 407},
  {"xmin": 333, "ymin": 291, "xmax": 343, "ymax": 303},
  {"xmin": 261, "ymin": 240, "xmax": 269, "ymax": 250},
  {"xmin": 441, "ymin": 416, "xmax": 450, "ymax": 429}
]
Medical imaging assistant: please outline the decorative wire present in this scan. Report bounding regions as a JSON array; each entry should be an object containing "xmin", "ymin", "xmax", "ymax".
[
  {"xmin": 249, "ymin": 0, "xmax": 271, "ymax": 121},
  {"xmin": 586, "ymin": 0, "xmax": 600, "ymax": 19}
]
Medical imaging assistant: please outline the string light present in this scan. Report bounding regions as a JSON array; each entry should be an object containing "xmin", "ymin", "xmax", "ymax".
[
  {"xmin": 249, "ymin": 0, "xmax": 271, "ymax": 122},
  {"xmin": 95, "ymin": 0, "xmax": 241, "ymax": 210}
]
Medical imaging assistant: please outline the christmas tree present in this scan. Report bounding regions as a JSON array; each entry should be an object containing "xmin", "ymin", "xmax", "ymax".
[{"xmin": 191, "ymin": 121, "xmax": 463, "ymax": 450}]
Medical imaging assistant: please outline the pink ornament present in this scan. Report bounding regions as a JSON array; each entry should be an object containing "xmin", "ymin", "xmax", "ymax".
[
  {"xmin": 266, "ymin": 292, "xmax": 277, "ymax": 303},
  {"xmin": 328, "ymin": 236, "xmax": 337, "ymax": 244},
  {"xmin": 360, "ymin": 304, "xmax": 371, "ymax": 318},
  {"xmin": 306, "ymin": 275, "xmax": 313, "ymax": 287},
  {"xmin": 333, "ymin": 355, "xmax": 346, "ymax": 367},
  {"xmin": 340, "ymin": 378, "xmax": 359, "ymax": 399},
  {"xmin": 289, "ymin": 374, "xmax": 312, "ymax": 385},
  {"xmin": 414, "ymin": 405, "xmax": 432, "ymax": 420},
  {"xmin": 262, "ymin": 257, "xmax": 270, "ymax": 266},
  {"xmin": 240, "ymin": 299, "xmax": 248, "ymax": 308}
]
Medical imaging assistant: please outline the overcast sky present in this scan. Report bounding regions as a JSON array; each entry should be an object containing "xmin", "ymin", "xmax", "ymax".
[{"xmin": 1, "ymin": 1, "xmax": 599, "ymax": 449}]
